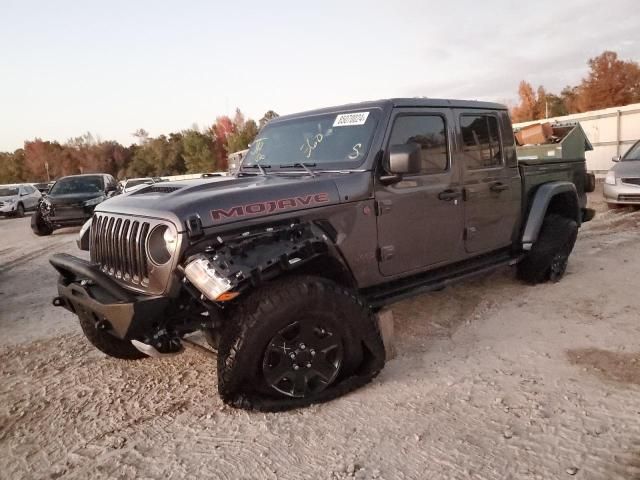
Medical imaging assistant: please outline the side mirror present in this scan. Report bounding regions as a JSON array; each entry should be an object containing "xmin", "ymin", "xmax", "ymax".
[
  {"xmin": 612, "ymin": 155, "xmax": 622, "ymax": 163},
  {"xmin": 388, "ymin": 143, "xmax": 422, "ymax": 175}
]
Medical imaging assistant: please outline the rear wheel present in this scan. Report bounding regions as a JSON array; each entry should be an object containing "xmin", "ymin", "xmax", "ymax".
[
  {"xmin": 217, "ymin": 276, "xmax": 385, "ymax": 411},
  {"xmin": 518, "ymin": 214, "xmax": 578, "ymax": 284}
]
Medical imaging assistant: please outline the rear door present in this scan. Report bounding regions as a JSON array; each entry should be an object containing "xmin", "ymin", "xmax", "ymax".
[
  {"xmin": 24, "ymin": 185, "xmax": 39, "ymax": 208},
  {"xmin": 375, "ymin": 108, "xmax": 465, "ymax": 276},
  {"xmin": 455, "ymin": 111, "xmax": 520, "ymax": 253}
]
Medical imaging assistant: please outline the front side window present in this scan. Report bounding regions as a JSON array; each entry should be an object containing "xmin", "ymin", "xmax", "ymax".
[
  {"xmin": 460, "ymin": 114, "xmax": 503, "ymax": 169},
  {"xmin": 49, "ymin": 176, "xmax": 104, "ymax": 195},
  {"xmin": 242, "ymin": 110, "xmax": 378, "ymax": 171},
  {"xmin": 388, "ymin": 115, "xmax": 448, "ymax": 174}
]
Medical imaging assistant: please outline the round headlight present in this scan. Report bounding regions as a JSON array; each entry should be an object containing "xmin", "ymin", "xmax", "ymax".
[{"xmin": 147, "ymin": 225, "xmax": 177, "ymax": 265}]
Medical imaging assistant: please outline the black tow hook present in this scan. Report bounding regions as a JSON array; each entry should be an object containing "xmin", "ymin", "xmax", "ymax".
[{"xmin": 52, "ymin": 296, "xmax": 65, "ymax": 307}]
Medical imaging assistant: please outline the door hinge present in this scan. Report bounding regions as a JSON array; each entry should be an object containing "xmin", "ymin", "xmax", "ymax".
[
  {"xmin": 186, "ymin": 215, "xmax": 203, "ymax": 239},
  {"xmin": 377, "ymin": 245, "xmax": 395, "ymax": 261},
  {"xmin": 375, "ymin": 199, "xmax": 393, "ymax": 216},
  {"xmin": 464, "ymin": 226, "xmax": 478, "ymax": 240}
]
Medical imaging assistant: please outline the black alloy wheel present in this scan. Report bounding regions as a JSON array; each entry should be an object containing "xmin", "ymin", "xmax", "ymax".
[
  {"xmin": 262, "ymin": 320, "xmax": 343, "ymax": 398},
  {"xmin": 548, "ymin": 251, "xmax": 569, "ymax": 282}
]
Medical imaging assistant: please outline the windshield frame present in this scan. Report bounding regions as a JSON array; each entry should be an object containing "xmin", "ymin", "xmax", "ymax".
[
  {"xmin": 49, "ymin": 176, "xmax": 105, "ymax": 195},
  {"xmin": 241, "ymin": 108, "xmax": 382, "ymax": 173}
]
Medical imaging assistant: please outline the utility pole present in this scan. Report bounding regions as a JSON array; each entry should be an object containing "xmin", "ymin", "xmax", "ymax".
[{"xmin": 45, "ymin": 161, "xmax": 50, "ymax": 182}]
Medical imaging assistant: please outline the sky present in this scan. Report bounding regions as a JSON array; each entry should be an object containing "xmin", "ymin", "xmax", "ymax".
[{"xmin": 1, "ymin": 0, "xmax": 639, "ymax": 151}]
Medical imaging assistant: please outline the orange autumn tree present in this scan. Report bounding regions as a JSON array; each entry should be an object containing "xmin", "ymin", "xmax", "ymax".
[
  {"xmin": 512, "ymin": 51, "xmax": 640, "ymax": 122},
  {"xmin": 577, "ymin": 51, "xmax": 640, "ymax": 111}
]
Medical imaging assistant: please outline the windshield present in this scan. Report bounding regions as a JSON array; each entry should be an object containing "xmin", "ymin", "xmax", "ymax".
[
  {"xmin": 623, "ymin": 141, "xmax": 640, "ymax": 161},
  {"xmin": 0, "ymin": 187, "xmax": 19, "ymax": 196},
  {"xmin": 242, "ymin": 110, "xmax": 378, "ymax": 171},
  {"xmin": 49, "ymin": 176, "xmax": 104, "ymax": 195}
]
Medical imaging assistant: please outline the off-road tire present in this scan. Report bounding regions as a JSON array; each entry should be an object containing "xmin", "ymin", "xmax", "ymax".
[
  {"xmin": 78, "ymin": 310, "xmax": 147, "ymax": 360},
  {"xmin": 16, "ymin": 203, "xmax": 25, "ymax": 218},
  {"xmin": 517, "ymin": 214, "xmax": 578, "ymax": 284},
  {"xmin": 217, "ymin": 275, "xmax": 385, "ymax": 412},
  {"xmin": 31, "ymin": 208, "xmax": 53, "ymax": 236}
]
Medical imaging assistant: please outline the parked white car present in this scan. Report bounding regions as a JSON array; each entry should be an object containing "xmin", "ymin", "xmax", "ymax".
[{"xmin": 0, "ymin": 184, "xmax": 42, "ymax": 217}]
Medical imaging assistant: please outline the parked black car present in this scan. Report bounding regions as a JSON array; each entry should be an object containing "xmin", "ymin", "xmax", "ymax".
[{"xmin": 32, "ymin": 174, "xmax": 118, "ymax": 236}]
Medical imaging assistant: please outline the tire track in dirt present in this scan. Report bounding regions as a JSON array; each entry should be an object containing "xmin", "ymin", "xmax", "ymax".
[{"xmin": 0, "ymin": 239, "xmax": 70, "ymax": 276}]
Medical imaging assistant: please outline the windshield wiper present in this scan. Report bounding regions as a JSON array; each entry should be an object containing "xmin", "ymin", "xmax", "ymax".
[
  {"xmin": 242, "ymin": 164, "xmax": 271, "ymax": 176},
  {"xmin": 278, "ymin": 162, "xmax": 317, "ymax": 177}
]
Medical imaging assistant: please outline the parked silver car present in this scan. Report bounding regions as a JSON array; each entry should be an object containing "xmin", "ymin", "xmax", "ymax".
[
  {"xmin": 604, "ymin": 140, "xmax": 640, "ymax": 207},
  {"xmin": 0, "ymin": 184, "xmax": 42, "ymax": 217}
]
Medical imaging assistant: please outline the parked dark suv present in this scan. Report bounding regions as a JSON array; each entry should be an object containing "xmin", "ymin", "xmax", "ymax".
[{"xmin": 32, "ymin": 174, "xmax": 118, "ymax": 236}]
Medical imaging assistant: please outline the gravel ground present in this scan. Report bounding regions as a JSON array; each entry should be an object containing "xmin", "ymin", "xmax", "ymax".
[{"xmin": 1, "ymin": 190, "xmax": 640, "ymax": 480}]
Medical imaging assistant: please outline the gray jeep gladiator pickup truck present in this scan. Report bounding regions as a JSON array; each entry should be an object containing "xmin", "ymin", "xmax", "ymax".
[{"xmin": 50, "ymin": 98, "xmax": 595, "ymax": 411}]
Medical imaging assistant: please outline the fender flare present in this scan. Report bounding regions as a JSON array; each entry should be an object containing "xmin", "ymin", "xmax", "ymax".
[
  {"xmin": 521, "ymin": 181, "xmax": 579, "ymax": 251},
  {"xmin": 183, "ymin": 221, "xmax": 355, "ymax": 300}
]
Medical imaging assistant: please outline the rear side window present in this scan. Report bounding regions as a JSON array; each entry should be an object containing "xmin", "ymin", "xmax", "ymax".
[
  {"xmin": 23, "ymin": 185, "xmax": 35, "ymax": 194},
  {"xmin": 388, "ymin": 115, "xmax": 448, "ymax": 174},
  {"xmin": 460, "ymin": 114, "xmax": 503, "ymax": 169}
]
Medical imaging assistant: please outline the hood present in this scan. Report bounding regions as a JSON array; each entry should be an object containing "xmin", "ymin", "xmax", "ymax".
[
  {"xmin": 46, "ymin": 192, "xmax": 105, "ymax": 206},
  {"xmin": 611, "ymin": 161, "xmax": 640, "ymax": 176},
  {"xmin": 0, "ymin": 195, "xmax": 19, "ymax": 203},
  {"xmin": 97, "ymin": 173, "xmax": 370, "ymax": 231}
]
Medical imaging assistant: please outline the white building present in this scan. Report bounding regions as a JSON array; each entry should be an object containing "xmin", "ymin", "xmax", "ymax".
[{"xmin": 514, "ymin": 102, "xmax": 640, "ymax": 172}]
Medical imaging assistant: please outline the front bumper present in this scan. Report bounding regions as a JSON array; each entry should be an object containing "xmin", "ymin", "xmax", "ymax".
[
  {"xmin": 0, "ymin": 203, "xmax": 17, "ymax": 214},
  {"xmin": 48, "ymin": 207, "xmax": 95, "ymax": 226},
  {"xmin": 603, "ymin": 182, "xmax": 640, "ymax": 204},
  {"xmin": 50, "ymin": 253, "xmax": 169, "ymax": 340}
]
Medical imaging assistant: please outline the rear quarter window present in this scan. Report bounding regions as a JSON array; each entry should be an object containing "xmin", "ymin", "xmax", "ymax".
[{"xmin": 460, "ymin": 114, "xmax": 503, "ymax": 170}]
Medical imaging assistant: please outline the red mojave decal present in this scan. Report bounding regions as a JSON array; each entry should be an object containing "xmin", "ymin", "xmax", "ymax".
[{"xmin": 211, "ymin": 192, "xmax": 331, "ymax": 222}]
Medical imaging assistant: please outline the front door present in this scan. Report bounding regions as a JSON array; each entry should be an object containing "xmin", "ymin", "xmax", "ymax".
[
  {"xmin": 455, "ymin": 111, "xmax": 519, "ymax": 253},
  {"xmin": 375, "ymin": 108, "xmax": 464, "ymax": 277}
]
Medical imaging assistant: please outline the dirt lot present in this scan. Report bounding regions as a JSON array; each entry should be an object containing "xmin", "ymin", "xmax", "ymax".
[{"xmin": 1, "ymin": 191, "xmax": 640, "ymax": 480}]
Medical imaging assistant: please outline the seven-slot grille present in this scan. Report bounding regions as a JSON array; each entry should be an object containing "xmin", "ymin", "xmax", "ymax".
[{"xmin": 90, "ymin": 213, "xmax": 150, "ymax": 285}]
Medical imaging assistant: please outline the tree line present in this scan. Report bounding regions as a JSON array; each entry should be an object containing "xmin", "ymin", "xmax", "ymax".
[
  {"xmin": 511, "ymin": 51, "xmax": 640, "ymax": 122},
  {"xmin": 0, "ymin": 109, "xmax": 278, "ymax": 184}
]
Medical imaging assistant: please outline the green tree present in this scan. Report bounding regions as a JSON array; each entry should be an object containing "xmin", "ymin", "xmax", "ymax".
[
  {"xmin": 0, "ymin": 150, "xmax": 26, "ymax": 183},
  {"xmin": 226, "ymin": 119, "xmax": 259, "ymax": 154},
  {"xmin": 182, "ymin": 129, "xmax": 217, "ymax": 173}
]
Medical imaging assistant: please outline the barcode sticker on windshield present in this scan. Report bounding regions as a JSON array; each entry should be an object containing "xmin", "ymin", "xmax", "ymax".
[{"xmin": 333, "ymin": 112, "xmax": 370, "ymax": 127}]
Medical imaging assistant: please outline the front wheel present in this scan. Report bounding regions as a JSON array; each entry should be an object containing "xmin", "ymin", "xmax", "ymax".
[
  {"xmin": 217, "ymin": 276, "xmax": 385, "ymax": 411},
  {"xmin": 15, "ymin": 203, "xmax": 25, "ymax": 218},
  {"xmin": 31, "ymin": 208, "xmax": 53, "ymax": 236},
  {"xmin": 517, "ymin": 214, "xmax": 578, "ymax": 284}
]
